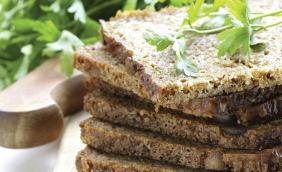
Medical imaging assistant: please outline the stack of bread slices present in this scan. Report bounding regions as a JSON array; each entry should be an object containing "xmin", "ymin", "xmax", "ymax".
[{"xmin": 74, "ymin": 0, "xmax": 282, "ymax": 171}]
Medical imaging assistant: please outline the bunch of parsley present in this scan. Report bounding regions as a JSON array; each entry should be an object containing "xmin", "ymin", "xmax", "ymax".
[
  {"xmin": 144, "ymin": 0, "xmax": 282, "ymax": 76},
  {"xmin": 0, "ymin": 0, "xmax": 191, "ymax": 90},
  {"xmin": 0, "ymin": 0, "xmax": 126, "ymax": 90}
]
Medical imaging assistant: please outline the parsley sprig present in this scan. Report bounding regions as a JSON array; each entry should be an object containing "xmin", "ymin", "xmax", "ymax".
[{"xmin": 144, "ymin": 0, "xmax": 282, "ymax": 76}]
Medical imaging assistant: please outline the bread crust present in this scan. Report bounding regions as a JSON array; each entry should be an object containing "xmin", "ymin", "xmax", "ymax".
[{"xmin": 76, "ymin": 147, "xmax": 196, "ymax": 172}]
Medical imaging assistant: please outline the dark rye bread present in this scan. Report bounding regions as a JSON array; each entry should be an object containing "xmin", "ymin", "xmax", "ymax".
[
  {"xmin": 76, "ymin": 147, "xmax": 199, "ymax": 172},
  {"xmin": 85, "ymin": 77, "xmax": 282, "ymax": 126},
  {"xmin": 99, "ymin": 0, "xmax": 282, "ymax": 119},
  {"xmin": 81, "ymin": 118, "xmax": 282, "ymax": 171},
  {"xmin": 84, "ymin": 88, "xmax": 282, "ymax": 150},
  {"xmin": 74, "ymin": 44, "xmax": 282, "ymax": 125}
]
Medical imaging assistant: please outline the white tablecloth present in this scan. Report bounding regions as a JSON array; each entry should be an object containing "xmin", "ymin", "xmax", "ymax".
[{"xmin": 0, "ymin": 141, "xmax": 59, "ymax": 172}]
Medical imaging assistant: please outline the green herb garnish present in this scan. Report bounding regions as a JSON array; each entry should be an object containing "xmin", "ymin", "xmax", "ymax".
[
  {"xmin": 144, "ymin": 30, "xmax": 173, "ymax": 51},
  {"xmin": 144, "ymin": 0, "xmax": 282, "ymax": 76}
]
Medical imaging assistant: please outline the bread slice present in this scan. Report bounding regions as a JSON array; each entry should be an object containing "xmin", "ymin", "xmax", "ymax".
[
  {"xmin": 81, "ymin": 118, "xmax": 282, "ymax": 171},
  {"xmin": 84, "ymin": 87, "xmax": 282, "ymax": 150},
  {"xmin": 100, "ymin": 0, "xmax": 282, "ymax": 117},
  {"xmin": 86, "ymin": 76, "xmax": 282, "ymax": 126},
  {"xmin": 76, "ymin": 147, "xmax": 198, "ymax": 172},
  {"xmin": 74, "ymin": 44, "xmax": 282, "ymax": 125}
]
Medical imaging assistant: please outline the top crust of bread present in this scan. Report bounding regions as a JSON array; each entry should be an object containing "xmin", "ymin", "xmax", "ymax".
[{"xmin": 101, "ymin": 0, "xmax": 282, "ymax": 102}]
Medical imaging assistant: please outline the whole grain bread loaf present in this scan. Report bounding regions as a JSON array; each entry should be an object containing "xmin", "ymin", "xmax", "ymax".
[
  {"xmin": 74, "ymin": 44, "xmax": 282, "ymax": 125},
  {"xmin": 99, "ymin": 0, "xmax": 282, "ymax": 118},
  {"xmin": 84, "ymin": 88, "xmax": 282, "ymax": 150},
  {"xmin": 81, "ymin": 118, "xmax": 282, "ymax": 171},
  {"xmin": 76, "ymin": 147, "xmax": 199, "ymax": 172}
]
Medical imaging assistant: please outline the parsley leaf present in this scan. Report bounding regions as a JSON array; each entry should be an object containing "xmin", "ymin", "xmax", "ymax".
[
  {"xmin": 40, "ymin": 1, "xmax": 60, "ymax": 13},
  {"xmin": 13, "ymin": 19, "xmax": 60, "ymax": 42},
  {"xmin": 68, "ymin": 0, "xmax": 87, "ymax": 24},
  {"xmin": 218, "ymin": 0, "xmax": 251, "ymax": 59},
  {"xmin": 13, "ymin": 18, "xmax": 60, "ymax": 42},
  {"xmin": 43, "ymin": 30, "xmax": 84, "ymax": 76},
  {"xmin": 204, "ymin": 0, "xmax": 226, "ymax": 14},
  {"xmin": 227, "ymin": 0, "xmax": 249, "ymax": 26},
  {"xmin": 217, "ymin": 26, "xmax": 251, "ymax": 58},
  {"xmin": 176, "ymin": 57, "xmax": 198, "ymax": 76},
  {"xmin": 173, "ymin": 38, "xmax": 198, "ymax": 76},
  {"xmin": 188, "ymin": 0, "xmax": 204, "ymax": 25},
  {"xmin": 197, "ymin": 15, "xmax": 231, "ymax": 30},
  {"xmin": 144, "ymin": 30, "xmax": 198, "ymax": 76},
  {"xmin": 0, "ymin": 30, "xmax": 12, "ymax": 40},
  {"xmin": 172, "ymin": 38, "xmax": 186, "ymax": 57},
  {"xmin": 34, "ymin": 20, "xmax": 60, "ymax": 42},
  {"xmin": 14, "ymin": 44, "xmax": 33, "ymax": 80},
  {"xmin": 144, "ymin": 30, "xmax": 173, "ymax": 51}
]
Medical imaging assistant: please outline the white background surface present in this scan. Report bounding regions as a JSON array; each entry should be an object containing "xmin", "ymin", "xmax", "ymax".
[
  {"xmin": 0, "ymin": 111, "xmax": 87, "ymax": 172},
  {"xmin": 0, "ymin": 141, "xmax": 60, "ymax": 172}
]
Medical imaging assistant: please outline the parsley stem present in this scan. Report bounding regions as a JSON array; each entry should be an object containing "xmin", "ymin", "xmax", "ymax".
[
  {"xmin": 253, "ymin": 20, "xmax": 282, "ymax": 32},
  {"xmin": 182, "ymin": 25, "xmax": 232, "ymax": 34},
  {"xmin": 251, "ymin": 9, "xmax": 282, "ymax": 21},
  {"xmin": 181, "ymin": 10, "xmax": 282, "ymax": 35}
]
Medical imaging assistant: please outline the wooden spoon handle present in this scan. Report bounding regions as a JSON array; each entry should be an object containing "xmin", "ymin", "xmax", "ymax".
[{"xmin": 0, "ymin": 58, "xmax": 86, "ymax": 148}]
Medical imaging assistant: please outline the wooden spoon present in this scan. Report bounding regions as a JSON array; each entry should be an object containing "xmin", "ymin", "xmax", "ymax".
[{"xmin": 0, "ymin": 58, "xmax": 86, "ymax": 148}]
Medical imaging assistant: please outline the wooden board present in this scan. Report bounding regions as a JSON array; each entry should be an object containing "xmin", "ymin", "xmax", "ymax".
[{"xmin": 0, "ymin": 59, "xmax": 86, "ymax": 148}]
